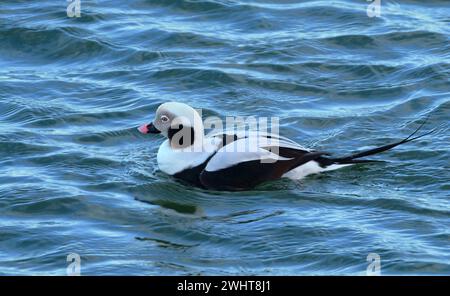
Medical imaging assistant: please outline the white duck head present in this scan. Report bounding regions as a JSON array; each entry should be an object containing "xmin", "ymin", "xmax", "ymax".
[{"xmin": 138, "ymin": 102, "xmax": 204, "ymax": 149}]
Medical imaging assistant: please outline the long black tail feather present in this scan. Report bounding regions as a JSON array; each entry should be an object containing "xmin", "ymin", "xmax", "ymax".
[{"xmin": 319, "ymin": 118, "xmax": 434, "ymax": 166}]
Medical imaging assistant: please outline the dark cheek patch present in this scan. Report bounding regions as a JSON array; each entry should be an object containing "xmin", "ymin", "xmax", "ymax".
[{"xmin": 168, "ymin": 124, "xmax": 195, "ymax": 148}]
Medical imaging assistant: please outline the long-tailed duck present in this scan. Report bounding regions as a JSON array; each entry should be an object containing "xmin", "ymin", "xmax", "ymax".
[{"xmin": 138, "ymin": 102, "xmax": 431, "ymax": 191}]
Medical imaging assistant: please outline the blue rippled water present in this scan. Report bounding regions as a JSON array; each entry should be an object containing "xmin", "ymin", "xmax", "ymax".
[{"xmin": 0, "ymin": 0, "xmax": 449, "ymax": 275}]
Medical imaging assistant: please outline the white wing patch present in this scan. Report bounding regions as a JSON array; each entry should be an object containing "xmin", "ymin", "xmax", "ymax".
[
  {"xmin": 208, "ymin": 130, "xmax": 311, "ymax": 151},
  {"xmin": 204, "ymin": 137, "xmax": 294, "ymax": 172}
]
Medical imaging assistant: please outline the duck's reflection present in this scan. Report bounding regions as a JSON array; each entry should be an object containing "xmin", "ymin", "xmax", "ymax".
[{"xmin": 136, "ymin": 197, "xmax": 204, "ymax": 217}]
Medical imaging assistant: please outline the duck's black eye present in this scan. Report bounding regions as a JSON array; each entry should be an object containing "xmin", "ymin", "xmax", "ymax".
[{"xmin": 161, "ymin": 115, "xmax": 169, "ymax": 122}]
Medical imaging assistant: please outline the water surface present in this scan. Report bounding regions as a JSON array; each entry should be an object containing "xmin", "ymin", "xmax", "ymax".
[{"xmin": 0, "ymin": 0, "xmax": 449, "ymax": 275}]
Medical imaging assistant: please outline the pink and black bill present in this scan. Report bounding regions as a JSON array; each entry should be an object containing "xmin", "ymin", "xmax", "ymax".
[{"xmin": 138, "ymin": 122, "xmax": 160, "ymax": 134}]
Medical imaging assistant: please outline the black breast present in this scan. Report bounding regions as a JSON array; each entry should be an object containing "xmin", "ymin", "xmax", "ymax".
[{"xmin": 172, "ymin": 160, "xmax": 210, "ymax": 187}]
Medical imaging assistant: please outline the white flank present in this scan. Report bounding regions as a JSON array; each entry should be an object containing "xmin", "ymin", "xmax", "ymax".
[{"xmin": 282, "ymin": 161, "xmax": 352, "ymax": 180}]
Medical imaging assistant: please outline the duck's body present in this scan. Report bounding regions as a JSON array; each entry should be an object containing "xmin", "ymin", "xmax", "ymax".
[
  {"xmin": 139, "ymin": 102, "xmax": 431, "ymax": 191},
  {"xmin": 156, "ymin": 131, "xmax": 343, "ymax": 190}
]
